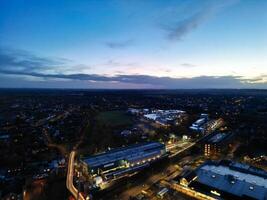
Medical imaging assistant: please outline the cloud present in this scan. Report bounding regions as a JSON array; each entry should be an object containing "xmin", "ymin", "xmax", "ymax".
[
  {"xmin": 105, "ymin": 39, "xmax": 134, "ymax": 49},
  {"xmin": 242, "ymin": 75, "xmax": 267, "ymax": 84},
  {"xmin": 0, "ymin": 46, "xmax": 265, "ymax": 89},
  {"xmin": 0, "ymin": 67, "xmax": 266, "ymax": 89},
  {"xmin": 163, "ymin": 1, "xmax": 239, "ymax": 41},
  {"xmin": 180, "ymin": 63, "xmax": 196, "ymax": 68},
  {"xmin": 0, "ymin": 47, "xmax": 90, "ymax": 74},
  {"xmin": 165, "ymin": 9, "xmax": 211, "ymax": 41},
  {"xmin": 100, "ymin": 59, "xmax": 138, "ymax": 67},
  {"xmin": 0, "ymin": 47, "xmax": 65, "ymax": 72}
]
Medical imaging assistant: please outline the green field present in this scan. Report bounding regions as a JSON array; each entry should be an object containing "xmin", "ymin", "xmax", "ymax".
[{"xmin": 96, "ymin": 110, "xmax": 133, "ymax": 126}]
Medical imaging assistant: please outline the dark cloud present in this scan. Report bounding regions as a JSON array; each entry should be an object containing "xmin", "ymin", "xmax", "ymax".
[
  {"xmin": 0, "ymin": 68, "xmax": 266, "ymax": 89},
  {"xmin": 165, "ymin": 8, "xmax": 211, "ymax": 41},
  {"xmin": 105, "ymin": 39, "xmax": 134, "ymax": 49},
  {"xmin": 0, "ymin": 47, "xmax": 91, "ymax": 74},
  {"xmin": 0, "ymin": 47, "xmax": 65, "ymax": 73},
  {"xmin": 0, "ymin": 46, "xmax": 265, "ymax": 89},
  {"xmin": 163, "ymin": 1, "xmax": 239, "ymax": 41},
  {"xmin": 242, "ymin": 75, "xmax": 267, "ymax": 84}
]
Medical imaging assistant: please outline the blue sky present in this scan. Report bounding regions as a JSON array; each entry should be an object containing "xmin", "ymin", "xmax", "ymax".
[{"xmin": 0, "ymin": 0, "xmax": 266, "ymax": 89}]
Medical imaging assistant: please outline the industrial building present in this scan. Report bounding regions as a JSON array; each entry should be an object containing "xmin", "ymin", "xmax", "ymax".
[
  {"xmin": 80, "ymin": 142, "xmax": 167, "ymax": 188},
  {"xmin": 179, "ymin": 160, "xmax": 267, "ymax": 200},
  {"xmin": 204, "ymin": 132, "xmax": 233, "ymax": 157},
  {"xmin": 190, "ymin": 114, "xmax": 224, "ymax": 134},
  {"xmin": 143, "ymin": 109, "xmax": 186, "ymax": 126},
  {"xmin": 190, "ymin": 114, "xmax": 209, "ymax": 132},
  {"xmin": 203, "ymin": 118, "xmax": 224, "ymax": 133}
]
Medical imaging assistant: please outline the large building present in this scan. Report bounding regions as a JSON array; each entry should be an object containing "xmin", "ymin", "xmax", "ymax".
[
  {"xmin": 143, "ymin": 109, "xmax": 186, "ymax": 126},
  {"xmin": 179, "ymin": 160, "xmax": 267, "ymax": 200},
  {"xmin": 203, "ymin": 118, "xmax": 224, "ymax": 133},
  {"xmin": 190, "ymin": 114, "xmax": 209, "ymax": 132},
  {"xmin": 80, "ymin": 142, "xmax": 167, "ymax": 188},
  {"xmin": 204, "ymin": 132, "xmax": 233, "ymax": 157}
]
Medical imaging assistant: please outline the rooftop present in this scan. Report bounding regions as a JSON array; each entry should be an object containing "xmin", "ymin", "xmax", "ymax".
[
  {"xmin": 200, "ymin": 164, "xmax": 267, "ymax": 188},
  {"xmin": 144, "ymin": 113, "xmax": 159, "ymax": 120},
  {"xmin": 207, "ymin": 133, "xmax": 228, "ymax": 143},
  {"xmin": 192, "ymin": 118, "xmax": 206, "ymax": 127},
  {"xmin": 82, "ymin": 142, "xmax": 165, "ymax": 169},
  {"xmin": 192, "ymin": 161, "xmax": 267, "ymax": 200}
]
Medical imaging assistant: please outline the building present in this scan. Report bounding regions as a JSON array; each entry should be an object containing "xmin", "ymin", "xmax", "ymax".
[
  {"xmin": 179, "ymin": 160, "xmax": 267, "ymax": 200},
  {"xmin": 127, "ymin": 108, "xmax": 149, "ymax": 115},
  {"xmin": 190, "ymin": 114, "xmax": 209, "ymax": 132},
  {"xmin": 203, "ymin": 118, "xmax": 224, "ymax": 133},
  {"xmin": 204, "ymin": 132, "xmax": 233, "ymax": 157},
  {"xmin": 80, "ymin": 142, "xmax": 167, "ymax": 188},
  {"xmin": 143, "ymin": 109, "xmax": 186, "ymax": 126}
]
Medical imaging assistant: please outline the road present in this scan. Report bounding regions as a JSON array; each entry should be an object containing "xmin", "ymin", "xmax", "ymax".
[
  {"xmin": 166, "ymin": 140, "xmax": 196, "ymax": 158},
  {"xmin": 42, "ymin": 128, "xmax": 68, "ymax": 156},
  {"xmin": 117, "ymin": 164, "xmax": 180, "ymax": 200},
  {"xmin": 66, "ymin": 151, "xmax": 86, "ymax": 200},
  {"xmin": 161, "ymin": 180, "xmax": 217, "ymax": 200},
  {"xmin": 74, "ymin": 127, "xmax": 212, "ymax": 200},
  {"xmin": 112, "ymin": 135, "xmax": 209, "ymax": 199}
]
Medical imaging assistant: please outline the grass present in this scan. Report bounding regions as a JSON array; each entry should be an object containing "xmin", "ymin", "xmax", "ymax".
[{"xmin": 96, "ymin": 110, "xmax": 133, "ymax": 127}]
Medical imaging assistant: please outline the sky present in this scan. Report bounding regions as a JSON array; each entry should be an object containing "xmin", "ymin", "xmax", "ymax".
[{"xmin": 0, "ymin": 0, "xmax": 267, "ymax": 89}]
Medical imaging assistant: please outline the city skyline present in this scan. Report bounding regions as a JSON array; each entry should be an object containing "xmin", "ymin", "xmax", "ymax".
[{"xmin": 0, "ymin": 0, "xmax": 267, "ymax": 89}]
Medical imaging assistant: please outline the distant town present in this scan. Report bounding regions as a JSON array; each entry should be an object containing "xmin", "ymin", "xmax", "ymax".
[{"xmin": 0, "ymin": 89, "xmax": 266, "ymax": 200}]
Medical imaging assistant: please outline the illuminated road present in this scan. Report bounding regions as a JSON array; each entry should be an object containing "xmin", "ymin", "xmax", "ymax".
[
  {"xmin": 117, "ymin": 164, "xmax": 180, "ymax": 200},
  {"xmin": 74, "ymin": 129, "xmax": 212, "ymax": 199},
  {"xmin": 161, "ymin": 180, "xmax": 218, "ymax": 200},
  {"xmin": 66, "ymin": 151, "xmax": 86, "ymax": 200},
  {"xmin": 115, "ymin": 137, "xmax": 207, "ymax": 199},
  {"xmin": 168, "ymin": 130, "xmax": 219, "ymax": 158},
  {"xmin": 168, "ymin": 142, "xmax": 196, "ymax": 158}
]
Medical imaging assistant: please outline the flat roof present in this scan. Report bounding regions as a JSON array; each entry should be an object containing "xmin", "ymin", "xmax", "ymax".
[
  {"xmin": 192, "ymin": 118, "xmax": 206, "ymax": 126},
  {"xmin": 82, "ymin": 142, "xmax": 165, "ymax": 168},
  {"xmin": 144, "ymin": 113, "xmax": 159, "ymax": 120},
  {"xmin": 201, "ymin": 165, "xmax": 267, "ymax": 188},
  {"xmin": 193, "ymin": 162, "xmax": 267, "ymax": 200},
  {"xmin": 207, "ymin": 133, "xmax": 228, "ymax": 143}
]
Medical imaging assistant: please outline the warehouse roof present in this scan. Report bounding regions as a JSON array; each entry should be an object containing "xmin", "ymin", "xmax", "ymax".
[
  {"xmin": 82, "ymin": 142, "xmax": 165, "ymax": 168},
  {"xmin": 193, "ymin": 161, "xmax": 267, "ymax": 200}
]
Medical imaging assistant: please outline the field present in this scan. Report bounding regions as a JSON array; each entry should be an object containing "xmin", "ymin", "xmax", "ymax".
[{"xmin": 96, "ymin": 110, "xmax": 133, "ymax": 127}]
